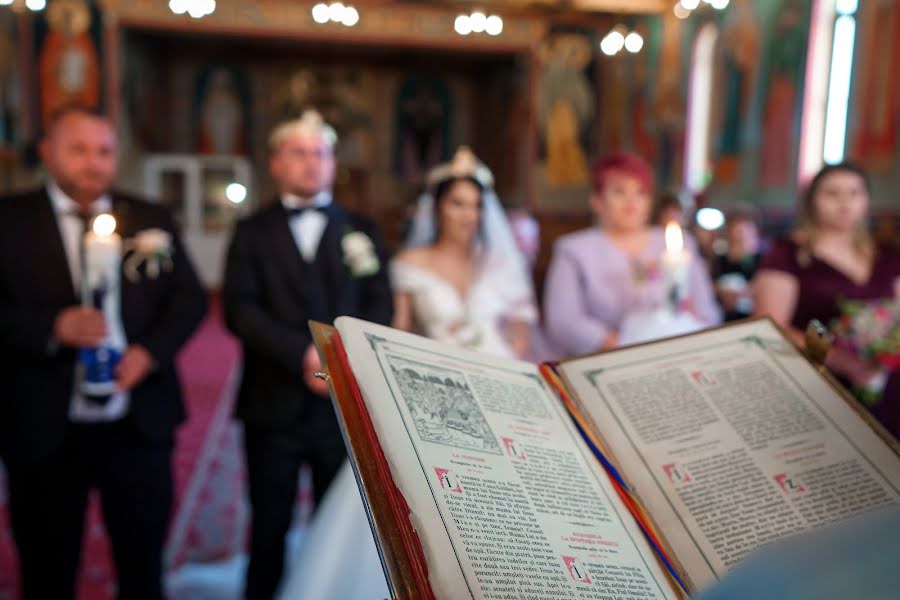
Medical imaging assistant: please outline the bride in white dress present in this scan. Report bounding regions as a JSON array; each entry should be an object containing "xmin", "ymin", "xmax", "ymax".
[
  {"xmin": 279, "ymin": 148, "xmax": 536, "ymax": 599},
  {"xmin": 392, "ymin": 147, "xmax": 537, "ymax": 358}
]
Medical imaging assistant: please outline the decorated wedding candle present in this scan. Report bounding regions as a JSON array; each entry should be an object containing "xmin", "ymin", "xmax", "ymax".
[
  {"xmin": 661, "ymin": 221, "xmax": 690, "ymax": 309},
  {"xmin": 82, "ymin": 214, "xmax": 121, "ymax": 300},
  {"xmin": 80, "ymin": 213, "xmax": 125, "ymax": 398}
]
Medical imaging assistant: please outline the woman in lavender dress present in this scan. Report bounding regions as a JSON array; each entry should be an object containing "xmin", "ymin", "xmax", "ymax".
[
  {"xmin": 754, "ymin": 162, "xmax": 900, "ymax": 436},
  {"xmin": 543, "ymin": 152, "xmax": 721, "ymax": 356}
]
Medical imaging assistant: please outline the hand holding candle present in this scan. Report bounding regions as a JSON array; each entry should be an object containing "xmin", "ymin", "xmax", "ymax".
[
  {"xmin": 115, "ymin": 344, "xmax": 155, "ymax": 392},
  {"xmin": 54, "ymin": 306, "xmax": 107, "ymax": 348},
  {"xmin": 662, "ymin": 221, "xmax": 690, "ymax": 311}
]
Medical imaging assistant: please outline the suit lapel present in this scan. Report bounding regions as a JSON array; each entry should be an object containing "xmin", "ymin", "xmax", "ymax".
[
  {"xmin": 111, "ymin": 195, "xmax": 139, "ymax": 241},
  {"xmin": 111, "ymin": 196, "xmax": 134, "ymax": 290},
  {"xmin": 113, "ymin": 196, "xmax": 144, "ymax": 331},
  {"xmin": 32, "ymin": 189, "xmax": 79, "ymax": 303},
  {"xmin": 315, "ymin": 203, "xmax": 354, "ymax": 318}
]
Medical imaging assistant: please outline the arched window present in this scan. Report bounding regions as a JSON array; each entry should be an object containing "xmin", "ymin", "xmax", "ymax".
[
  {"xmin": 798, "ymin": 0, "xmax": 859, "ymax": 181},
  {"xmin": 683, "ymin": 22, "xmax": 719, "ymax": 195},
  {"xmin": 823, "ymin": 1, "xmax": 859, "ymax": 164}
]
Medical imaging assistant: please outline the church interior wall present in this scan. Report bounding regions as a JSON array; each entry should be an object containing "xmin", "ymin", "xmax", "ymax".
[{"xmin": 0, "ymin": 0, "xmax": 896, "ymax": 254}]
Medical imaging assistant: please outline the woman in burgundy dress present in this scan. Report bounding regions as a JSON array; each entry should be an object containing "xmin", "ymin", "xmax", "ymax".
[{"xmin": 754, "ymin": 163, "xmax": 900, "ymax": 437}]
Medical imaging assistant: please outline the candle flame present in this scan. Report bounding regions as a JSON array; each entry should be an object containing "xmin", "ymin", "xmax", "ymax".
[
  {"xmin": 665, "ymin": 221, "xmax": 684, "ymax": 253},
  {"xmin": 92, "ymin": 213, "xmax": 117, "ymax": 237}
]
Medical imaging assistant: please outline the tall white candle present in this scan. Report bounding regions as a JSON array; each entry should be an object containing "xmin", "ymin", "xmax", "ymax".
[
  {"xmin": 661, "ymin": 221, "xmax": 690, "ymax": 309},
  {"xmin": 82, "ymin": 213, "xmax": 122, "ymax": 304},
  {"xmin": 80, "ymin": 213, "xmax": 126, "ymax": 398}
]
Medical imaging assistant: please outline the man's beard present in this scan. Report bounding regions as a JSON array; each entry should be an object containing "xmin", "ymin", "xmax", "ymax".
[{"xmin": 60, "ymin": 173, "xmax": 111, "ymax": 202}]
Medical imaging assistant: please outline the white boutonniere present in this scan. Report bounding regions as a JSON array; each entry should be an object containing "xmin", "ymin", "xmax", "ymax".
[
  {"xmin": 123, "ymin": 228, "xmax": 175, "ymax": 283},
  {"xmin": 341, "ymin": 229, "xmax": 380, "ymax": 278}
]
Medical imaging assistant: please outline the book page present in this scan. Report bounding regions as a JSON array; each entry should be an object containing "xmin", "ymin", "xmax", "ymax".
[
  {"xmin": 335, "ymin": 317, "xmax": 679, "ymax": 600},
  {"xmin": 559, "ymin": 319, "xmax": 900, "ymax": 590}
]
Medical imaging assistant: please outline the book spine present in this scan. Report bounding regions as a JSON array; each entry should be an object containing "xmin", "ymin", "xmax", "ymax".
[
  {"xmin": 333, "ymin": 333, "xmax": 437, "ymax": 600},
  {"xmin": 540, "ymin": 362, "xmax": 690, "ymax": 596}
]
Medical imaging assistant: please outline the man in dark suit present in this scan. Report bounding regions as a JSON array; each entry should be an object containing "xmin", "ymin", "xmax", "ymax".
[
  {"xmin": 223, "ymin": 110, "xmax": 393, "ymax": 600},
  {"xmin": 0, "ymin": 105, "xmax": 207, "ymax": 599}
]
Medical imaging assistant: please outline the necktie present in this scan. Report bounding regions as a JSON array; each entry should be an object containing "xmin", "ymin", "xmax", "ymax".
[{"xmin": 67, "ymin": 210, "xmax": 92, "ymax": 297}]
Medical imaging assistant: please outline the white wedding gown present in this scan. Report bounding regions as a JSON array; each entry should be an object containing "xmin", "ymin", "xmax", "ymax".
[
  {"xmin": 389, "ymin": 252, "xmax": 538, "ymax": 358},
  {"xmin": 279, "ymin": 252, "xmax": 536, "ymax": 599},
  {"xmin": 277, "ymin": 462, "xmax": 389, "ymax": 600}
]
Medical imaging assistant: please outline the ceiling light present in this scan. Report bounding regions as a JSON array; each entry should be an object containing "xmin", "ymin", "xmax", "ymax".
[
  {"xmin": 469, "ymin": 11, "xmax": 487, "ymax": 33},
  {"xmin": 188, "ymin": 3, "xmax": 206, "ymax": 17},
  {"xmin": 624, "ymin": 32, "xmax": 644, "ymax": 53},
  {"xmin": 604, "ymin": 30, "xmax": 625, "ymax": 53},
  {"xmin": 327, "ymin": 2, "xmax": 345, "ymax": 22},
  {"xmin": 312, "ymin": 3, "xmax": 329, "ymax": 23},
  {"xmin": 600, "ymin": 37, "xmax": 618, "ymax": 56},
  {"xmin": 485, "ymin": 15, "xmax": 503, "ymax": 36},
  {"xmin": 342, "ymin": 6, "xmax": 359, "ymax": 26},
  {"xmin": 674, "ymin": 2, "xmax": 691, "ymax": 18},
  {"xmin": 455, "ymin": 14, "xmax": 472, "ymax": 35},
  {"xmin": 169, "ymin": 0, "xmax": 215, "ymax": 17}
]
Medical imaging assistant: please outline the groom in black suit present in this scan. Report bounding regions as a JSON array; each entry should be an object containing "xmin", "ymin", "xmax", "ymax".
[
  {"xmin": 0, "ymin": 106, "xmax": 206, "ymax": 599},
  {"xmin": 223, "ymin": 110, "xmax": 393, "ymax": 600}
]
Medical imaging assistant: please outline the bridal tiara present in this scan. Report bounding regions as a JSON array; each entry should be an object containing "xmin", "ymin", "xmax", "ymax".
[{"xmin": 425, "ymin": 146, "xmax": 495, "ymax": 190}]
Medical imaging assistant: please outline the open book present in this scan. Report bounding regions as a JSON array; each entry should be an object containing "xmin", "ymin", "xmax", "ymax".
[{"xmin": 311, "ymin": 317, "xmax": 900, "ymax": 600}]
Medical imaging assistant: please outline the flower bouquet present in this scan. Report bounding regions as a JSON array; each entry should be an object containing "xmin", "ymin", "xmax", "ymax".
[{"xmin": 830, "ymin": 298, "xmax": 900, "ymax": 405}]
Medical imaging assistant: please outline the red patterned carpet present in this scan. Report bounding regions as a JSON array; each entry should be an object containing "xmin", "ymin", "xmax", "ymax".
[{"xmin": 0, "ymin": 297, "xmax": 242, "ymax": 600}]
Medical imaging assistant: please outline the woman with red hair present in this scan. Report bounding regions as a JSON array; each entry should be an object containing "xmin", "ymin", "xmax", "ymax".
[{"xmin": 544, "ymin": 152, "xmax": 720, "ymax": 355}]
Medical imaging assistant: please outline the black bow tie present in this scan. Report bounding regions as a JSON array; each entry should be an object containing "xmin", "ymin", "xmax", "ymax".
[{"xmin": 286, "ymin": 205, "xmax": 325, "ymax": 219}]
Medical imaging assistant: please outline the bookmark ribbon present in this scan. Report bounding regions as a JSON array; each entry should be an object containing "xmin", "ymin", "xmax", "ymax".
[{"xmin": 540, "ymin": 362, "xmax": 690, "ymax": 595}]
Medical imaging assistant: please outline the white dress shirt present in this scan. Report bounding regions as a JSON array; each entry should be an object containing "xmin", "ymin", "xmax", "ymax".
[
  {"xmin": 47, "ymin": 182, "xmax": 130, "ymax": 422},
  {"xmin": 48, "ymin": 181, "xmax": 113, "ymax": 294},
  {"xmin": 281, "ymin": 191, "xmax": 331, "ymax": 262}
]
